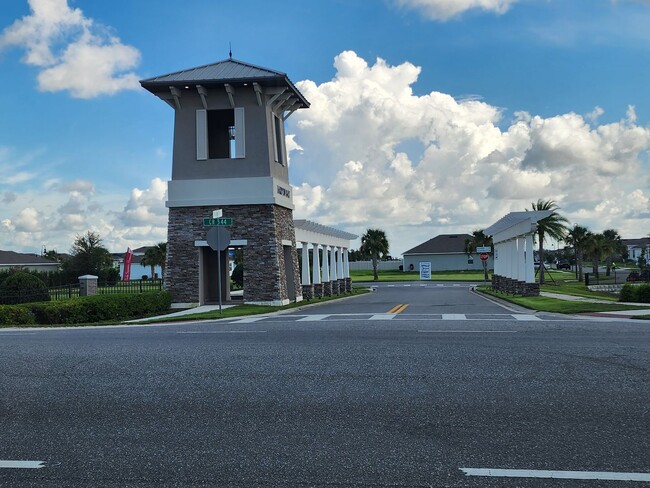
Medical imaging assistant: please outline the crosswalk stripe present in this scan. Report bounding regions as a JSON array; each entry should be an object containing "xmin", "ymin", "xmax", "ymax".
[
  {"xmin": 512, "ymin": 314, "xmax": 542, "ymax": 321},
  {"xmin": 0, "ymin": 460, "xmax": 44, "ymax": 469},
  {"xmin": 443, "ymin": 314, "xmax": 466, "ymax": 320}
]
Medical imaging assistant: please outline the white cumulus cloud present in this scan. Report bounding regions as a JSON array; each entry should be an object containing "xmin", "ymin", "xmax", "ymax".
[
  {"xmin": 289, "ymin": 51, "xmax": 650, "ymax": 253},
  {"xmin": 393, "ymin": 0, "xmax": 520, "ymax": 20},
  {"xmin": 0, "ymin": 0, "xmax": 141, "ymax": 98}
]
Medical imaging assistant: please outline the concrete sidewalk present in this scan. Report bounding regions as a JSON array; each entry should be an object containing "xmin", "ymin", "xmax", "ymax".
[{"xmin": 126, "ymin": 304, "xmax": 236, "ymax": 323}]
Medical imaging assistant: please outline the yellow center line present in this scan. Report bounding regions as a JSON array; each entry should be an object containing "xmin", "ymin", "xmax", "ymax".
[{"xmin": 387, "ymin": 304, "xmax": 410, "ymax": 314}]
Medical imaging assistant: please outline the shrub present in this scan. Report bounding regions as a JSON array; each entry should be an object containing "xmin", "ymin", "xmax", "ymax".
[
  {"xmin": 0, "ymin": 305, "xmax": 36, "ymax": 325},
  {"xmin": 1, "ymin": 291, "xmax": 172, "ymax": 326},
  {"xmin": 0, "ymin": 271, "xmax": 50, "ymax": 305},
  {"xmin": 619, "ymin": 284, "xmax": 638, "ymax": 303},
  {"xmin": 637, "ymin": 284, "xmax": 650, "ymax": 303},
  {"xmin": 231, "ymin": 263, "xmax": 243, "ymax": 288}
]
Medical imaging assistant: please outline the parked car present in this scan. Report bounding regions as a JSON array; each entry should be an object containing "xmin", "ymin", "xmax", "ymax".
[
  {"xmin": 556, "ymin": 260, "xmax": 571, "ymax": 270},
  {"xmin": 627, "ymin": 270, "xmax": 650, "ymax": 282}
]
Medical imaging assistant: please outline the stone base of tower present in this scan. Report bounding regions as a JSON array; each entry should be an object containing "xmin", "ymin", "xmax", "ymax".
[{"xmin": 166, "ymin": 204, "xmax": 302, "ymax": 306}]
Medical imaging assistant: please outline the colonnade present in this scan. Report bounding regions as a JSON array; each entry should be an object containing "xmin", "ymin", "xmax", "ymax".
[
  {"xmin": 485, "ymin": 211, "xmax": 551, "ymax": 297},
  {"xmin": 299, "ymin": 243, "xmax": 352, "ymax": 299}
]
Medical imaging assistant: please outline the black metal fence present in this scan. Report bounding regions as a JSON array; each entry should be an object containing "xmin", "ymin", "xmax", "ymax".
[{"xmin": 0, "ymin": 279, "xmax": 163, "ymax": 305}]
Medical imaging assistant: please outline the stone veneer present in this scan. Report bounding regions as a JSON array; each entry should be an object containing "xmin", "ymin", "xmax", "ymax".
[
  {"xmin": 491, "ymin": 274, "xmax": 540, "ymax": 296},
  {"xmin": 166, "ymin": 204, "xmax": 302, "ymax": 305}
]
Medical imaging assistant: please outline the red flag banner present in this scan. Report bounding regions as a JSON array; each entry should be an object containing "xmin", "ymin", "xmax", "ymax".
[{"xmin": 123, "ymin": 248, "xmax": 133, "ymax": 282}]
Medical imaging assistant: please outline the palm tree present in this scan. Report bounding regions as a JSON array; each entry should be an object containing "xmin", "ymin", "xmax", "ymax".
[
  {"xmin": 564, "ymin": 225, "xmax": 591, "ymax": 282},
  {"xmin": 529, "ymin": 199, "xmax": 569, "ymax": 284},
  {"xmin": 585, "ymin": 233, "xmax": 612, "ymax": 279},
  {"xmin": 465, "ymin": 229, "xmax": 493, "ymax": 281},
  {"xmin": 143, "ymin": 242, "xmax": 167, "ymax": 280},
  {"xmin": 360, "ymin": 229, "xmax": 389, "ymax": 281},
  {"xmin": 602, "ymin": 229, "xmax": 624, "ymax": 276}
]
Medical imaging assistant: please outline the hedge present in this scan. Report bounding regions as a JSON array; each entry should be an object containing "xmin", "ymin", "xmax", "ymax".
[
  {"xmin": 0, "ymin": 291, "xmax": 172, "ymax": 326},
  {"xmin": 619, "ymin": 283, "xmax": 650, "ymax": 304}
]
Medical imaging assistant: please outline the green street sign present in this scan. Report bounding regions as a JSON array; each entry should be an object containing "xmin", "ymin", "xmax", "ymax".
[{"xmin": 203, "ymin": 217, "xmax": 233, "ymax": 226}]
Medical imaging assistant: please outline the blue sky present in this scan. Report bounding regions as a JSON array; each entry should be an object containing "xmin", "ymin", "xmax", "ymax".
[{"xmin": 1, "ymin": 0, "xmax": 650, "ymax": 256}]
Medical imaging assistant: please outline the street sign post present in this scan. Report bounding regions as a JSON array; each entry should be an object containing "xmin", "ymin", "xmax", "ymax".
[{"xmin": 205, "ymin": 223, "xmax": 232, "ymax": 314}]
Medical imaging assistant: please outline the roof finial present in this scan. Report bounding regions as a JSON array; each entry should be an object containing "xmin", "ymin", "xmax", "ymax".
[{"xmin": 229, "ymin": 42, "xmax": 232, "ymax": 60}]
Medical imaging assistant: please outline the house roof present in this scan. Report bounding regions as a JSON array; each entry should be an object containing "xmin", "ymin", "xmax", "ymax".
[
  {"xmin": 403, "ymin": 234, "xmax": 473, "ymax": 255},
  {"xmin": 0, "ymin": 250, "xmax": 59, "ymax": 266},
  {"xmin": 140, "ymin": 58, "xmax": 309, "ymax": 109},
  {"xmin": 623, "ymin": 238, "xmax": 650, "ymax": 248}
]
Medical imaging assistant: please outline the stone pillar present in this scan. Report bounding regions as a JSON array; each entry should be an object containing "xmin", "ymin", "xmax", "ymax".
[
  {"xmin": 322, "ymin": 245, "xmax": 332, "ymax": 296},
  {"xmin": 343, "ymin": 248, "xmax": 352, "ymax": 292},
  {"xmin": 312, "ymin": 243, "xmax": 323, "ymax": 298},
  {"xmin": 330, "ymin": 246, "xmax": 339, "ymax": 294},
  {"xmin": 79, "ymin": 275, "xmax": 98, "ymax": 297},
  {"xmin": 300, "ymin": 242, "xmax": 313, "ymax": 299},
  {"xmin": 336, "ymin": 246, "xmax": 345, "ymax": 293}
]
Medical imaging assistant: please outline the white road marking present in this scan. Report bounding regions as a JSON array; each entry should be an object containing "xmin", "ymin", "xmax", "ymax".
[
  {"xmin": 230, "ymin": 316, "xmax": 269, "ymax": 323},
  {"xmin": 442, "ymin": 314, "xmax": 466, "ymax": 320},
  {"xmin": 460, "ymin": 468, "xmax": 650, "ymax": 482},
  {"xmin": 0, "ymin": 460, "xmax": 45, "ymax": 469},
  {"xmin": 370, "ymin": 314, "xmax": 397, "ymax": 320},
  {"xmin": 512, "ymin": 314, "xmax": 542, "ymax": 321},
  {"xmin": 176, "ymin": 330, "xmax": 267, "ymax": 334},
  {"xmin": 297, "ymin": 315, "xmax": 329, "ymax": 321},
  {"xmin": 419, "ymin": 330, "xmax": 517, "ymax": 333}
]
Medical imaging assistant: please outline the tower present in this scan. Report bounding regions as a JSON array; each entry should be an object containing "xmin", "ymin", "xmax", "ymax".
[{"xmin": 140, "ymin": 58, "xmax": 309, "ymax": 306}]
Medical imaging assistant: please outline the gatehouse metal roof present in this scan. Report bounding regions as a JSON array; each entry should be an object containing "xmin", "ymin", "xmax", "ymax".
[{"xmin": 294, "ymin": 220, "xmax": 358, "ymax": 241}]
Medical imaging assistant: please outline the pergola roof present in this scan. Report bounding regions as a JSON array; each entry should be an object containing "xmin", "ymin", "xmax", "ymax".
[
  {"xmin": 484, "ymin": 211, "xmax": 551, "ymax": 243},
  {"xmin": 294, "ymin": 220, "xmax": 358, "ymax": 248}
]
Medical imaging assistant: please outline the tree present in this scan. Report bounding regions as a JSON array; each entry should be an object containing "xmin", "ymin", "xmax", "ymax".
[
  {"xmin": 564, "ymin": 224, "xmax": 591, "ymax": 282},
  {"xmin": 143, "ymin": 242, "xmax": 167, "ymax": 280},
  {"xmin": 360, "ymin": 229, "xmax": 389, "ymax": 281},
  {"xmin": 602, "ymin": 229, "xmax": 625, "ymax": 276},
  {"xmin": 62, "ymin": 231, "xmax": 114, "ymax": 282},
  {"xmin": 529, "ymin": 199, "xmax": 569, "ymax": 285},
  {"xmin": 464, "ymin": 229, "xmax": 493, "ymax": 281},
  {"xmin": 585, "ymin": 233, "xmax": 611, "ymax": 278}
]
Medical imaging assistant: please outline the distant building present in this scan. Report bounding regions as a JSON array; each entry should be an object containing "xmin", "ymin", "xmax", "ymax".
[
  {"xmin": 623, "ymin": 238, "xmax": 650, "ymax": 262},
  {"xmin": 403, "ymin": 234, "xmax": 493, "ymax": 272},
  {"xmin": 0, "ymin": 250, "xmax": 60, "ymax": 273},
  {"xmin": 112, "ymin": 247, "xmax": 162, "ymax": 280}
]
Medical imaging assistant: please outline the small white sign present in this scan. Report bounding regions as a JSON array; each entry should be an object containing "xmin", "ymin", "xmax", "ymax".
[
  {"xmin": 419, "ymin": 262, "xmax": 432, "ymax": 280},
  {"xmin": 476, "ymin": 246, "xmax": 492, "ymax": 253},
  {"xmin": 212, "ymin": 209, "xmax": 223, "ymax": 218}
]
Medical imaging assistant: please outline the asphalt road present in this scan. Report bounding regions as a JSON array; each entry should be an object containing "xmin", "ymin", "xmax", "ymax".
[{"xmin": 1, "ymin": 284, "xmax": 649, "ymax": 487}]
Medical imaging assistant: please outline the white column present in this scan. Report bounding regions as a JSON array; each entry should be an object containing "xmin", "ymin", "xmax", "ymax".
[
  {"xmin": 301, "ymin": 242, "xmax": 310, "ymax": 286},
  {"xmin": 330, "ymin": 246, "xmax": 338, "ymax": 281},
  {"xmin": 343, "ymin": 248, "xmax": 350, "ymax": 278},
  {"xmin": 336, "ymin": 246, "xmax": 344, "ymax": 279},
  {"xmin": 321, "ymin": 245, "xmax": 330, "ymax": 282},
  {"xmin": 494, "ymin": 243, "xmax": 501, "ymax": 276},
  {"xmin": 312, "ymin": 243, "xmax": 321, "ymax": 284},
  {"xmin": 525, "ymin": 234, "xmax": 535, "ymax": 283},
  {"xmin": 517, "ymin": 236, "xmax": 526, "ymax": 282}
]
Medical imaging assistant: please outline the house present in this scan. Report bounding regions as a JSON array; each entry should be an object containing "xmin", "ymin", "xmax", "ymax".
[
  {"xmin": 0, "ymin": 250, "xmax": 60, "ymax": 272},
  {"xmin": 112, "ymin": 247, "xmax": 162, "ymax": 280},
  {"xmin": 402, "ymin": 234, "xmax": 494, "ymax": 272},
  {"xmin": 623, "ymin": 238, "xmax": 650, "ymax": 263}
]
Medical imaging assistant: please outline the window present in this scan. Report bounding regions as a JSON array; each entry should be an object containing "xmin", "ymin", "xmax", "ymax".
[
  {"xmin": 272, "ymin": 114, "xmax": 285, "ymax": 165},
  {"xmin": 196, "ymin": 108, "xmax": 245, "ymax": 160}
]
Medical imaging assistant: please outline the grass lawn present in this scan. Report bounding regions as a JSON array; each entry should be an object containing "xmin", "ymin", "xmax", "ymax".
[
  {"xmin": 350, "ymin": 269, "xmax": 487, "ymax": 282},
  {"xmin": 479, "ymin": 287, "xmax": 648, "ymax": 314}
]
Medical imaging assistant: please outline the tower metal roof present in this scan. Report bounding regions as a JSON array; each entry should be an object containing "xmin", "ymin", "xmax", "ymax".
[{"xmin": 140, "ymin": 58, "xmax": 309, "ymax": 108}]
